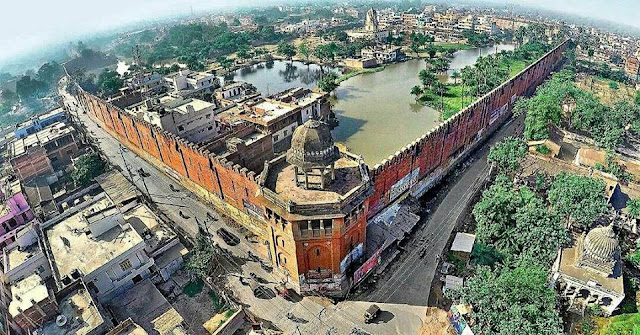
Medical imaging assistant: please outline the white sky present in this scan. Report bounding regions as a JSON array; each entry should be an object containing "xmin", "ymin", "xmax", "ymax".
[{"xmin": 0, "ymin": 0, "xmax": 638, "ymax": 65}]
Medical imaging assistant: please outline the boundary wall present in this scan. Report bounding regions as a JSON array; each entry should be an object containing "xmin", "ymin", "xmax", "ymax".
[
  {"xmin": 78, "ymin": 40, "xmax": 569, "ymax": 233},
  {"xmin": 367, "ymin": 40, "xmax": 569, "ymax": 215}
]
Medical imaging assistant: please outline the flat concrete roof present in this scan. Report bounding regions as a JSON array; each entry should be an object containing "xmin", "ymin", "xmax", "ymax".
[
  {"xmin": 107, "ymin": 279, "xmax": 186, "ymax": 335},
  {"xmin": 10, "ymin": 122, "xmax": 74, "ymax": 157},
  {"xmin": 5, "ymin": 242, "xmax": 41, "ymax": 273},
  {"xmin": 39, "ymin": 286, "xmax": 106, "ymax": 335},
  {"xmin": 46, "ymin": 198, "xmax": 144, "ymax": 279},
  {"xmin": 265, "ymin": 156, "xmax": 362, "ymax": 204},
  {"xmin": 451, "ymin": 233, "xmax": 476, "ymax": 253},
  {"xmin": 9, "ymin": 273, "xmax": 48, "ymax": 317}
]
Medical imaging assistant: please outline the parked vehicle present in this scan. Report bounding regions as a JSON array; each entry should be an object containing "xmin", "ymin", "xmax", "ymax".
[{"xmin": 364, "ymin": 304, "xmax": 380, "ymax": 323}]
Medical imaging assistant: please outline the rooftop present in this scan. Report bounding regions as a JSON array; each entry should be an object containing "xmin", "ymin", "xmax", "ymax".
[
  {"xmin": 0, "ymin": 192, "xmax": 31, "ymax": 224},
  {"xmin": 557, "ymin": 243, "xmax": 624, "ymax": 295},
  {"xmin": 161, "ymin": 97, "xmax": 214, "ymax": 114},
  {"xmin": 46, "ymin": 198, "xmax": 144, "ymax": 279},
  {"xmin": 450, "ymin": 233, "xmax": 476, "ymax": 253},
  {"xmin": 107, "ymin": 279, "xmax": 186, "ymax": 335},
  {"xmin": 38, "ymin": 284, "xmax": 107, "ymax": 335},
  {"xmin": 15, "ymin": 107, "xmax": 65, "ymax": 129},
  {"xmin": 8, "ymin": 273, "xmax": 49, "ymax": 317},
  {"xmin": 264, "ymin": 154, "xmax": 363, "ymax": 204},
  {"xmin": 10, "ymin": 122, "xmax": 74, "ymax": 157},
  {"xmin": 124, "ymin": 204, "xmax": 176, "ymax": 255},
  {"xmin": 95, "ymin": 171, "xmax": 138, "ymax": 208},
  {"xmin": 4, "ymin": 242, "xmax": 41, "ymax": 273}
]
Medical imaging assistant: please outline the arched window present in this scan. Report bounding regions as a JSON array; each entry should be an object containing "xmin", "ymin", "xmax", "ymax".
[{"xmin": 316, "ymin": 248, "xmax": 321, "ymax": 256}]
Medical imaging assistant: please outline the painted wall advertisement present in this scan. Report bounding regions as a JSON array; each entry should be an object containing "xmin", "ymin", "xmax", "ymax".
[
  {"xmin": 340, "ymin": 243, "xmax": 364, "ymax": 274},
  {"xmin": 353, "ymin": 248, "xmax": 382, "ymax": 284},
  {"xmin": 489, "ymin": 103, "xmax": 507, "ymax": 125},
  {"xmin": 389, "ymin": 168, "xmax": 420, "ymax": 202}
]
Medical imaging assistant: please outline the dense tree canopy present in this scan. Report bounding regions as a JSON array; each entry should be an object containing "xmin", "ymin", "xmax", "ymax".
[
  {"xmin": 72, "ymin": 152, "xmax": 107, "ymax": 186},
  {"xmin": 488, "ymin": 137, "xmax": 528, "ymax": 174},
  {"xmin": 16, "ymin": 76, "xmax": 49, "ymax": 99},
  {"xmin": 447, "ymin": 261, "xmax": 563, "ymax": 335},
  {"xmin": 96, "ymin": 69, "xmax": 123, "ymax": 97},
  {"xmin": 548, "ymin": 172, "xmax": 607, "ymax": 229}
]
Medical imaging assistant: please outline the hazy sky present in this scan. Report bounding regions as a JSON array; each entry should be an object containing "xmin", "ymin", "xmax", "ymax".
[{"xmin": 0, "ymin": 0, "xmax": 638, "ymax": 65}]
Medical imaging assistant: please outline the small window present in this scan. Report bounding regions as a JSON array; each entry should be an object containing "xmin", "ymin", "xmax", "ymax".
[
  {"xmin": 119, "ymin": 259, "xmax": 132, "ymax": 271},
  {"xmin": 315, "ymin": 248, "xmax": 320, "ymax": 256}
]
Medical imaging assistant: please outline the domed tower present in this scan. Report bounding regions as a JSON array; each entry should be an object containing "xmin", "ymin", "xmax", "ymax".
[
  {"xmin": 576, "ymin": 224, "xmax": 619, "ymax": 277},
  {"xmin": 365, "ymin": 7, "xmax": 379, "ymax": 32},
  {"xmin": 286, "ymin": 119, "xmax": 340, "ymax": 190}
]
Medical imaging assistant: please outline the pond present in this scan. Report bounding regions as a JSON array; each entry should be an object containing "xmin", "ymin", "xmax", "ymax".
[
  {"xmin": 227, "ymin": 43, "xmax": 516, "ymax": 166},
  {"xmin": 224, "ymin": 60, "xmax": 333, "ymax": 96}
]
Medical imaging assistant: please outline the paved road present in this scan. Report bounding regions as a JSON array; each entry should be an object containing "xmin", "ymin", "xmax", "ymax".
[
  {"xmin": 60, "ymin": 79, "xmax": 428, "ymax": 334},
  {"xmin": 363, "ymin": 115, "xmax": 524, "ymax": 306}
]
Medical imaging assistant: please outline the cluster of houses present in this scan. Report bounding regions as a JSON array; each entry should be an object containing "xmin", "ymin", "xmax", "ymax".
[{"xmin": 0, "ymin": 102, "xmax": 192, "ymax": 333}]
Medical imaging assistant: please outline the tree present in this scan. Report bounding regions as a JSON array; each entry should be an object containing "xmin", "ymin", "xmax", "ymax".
[
  {"xmin": 15, "ymin": 76, "xmax": 48, "ymax": 99},
  {"xmin": 473, "ymin": 175, "xmax": 521, "ymax": 245},
  {"xmin": 410, "ymin": 85, "xmax": 422, "ymax": 101},
  {"xmin": 96, "ymin": 69, "xmax": 123, "ymax": 97},
  {"xmin": 298, "ymin": 42, "xmax": 310, "ymax": 64},
  {"xmin": 216, "ymin": 56, "xmax": 233, "ymax": 72},
  {"xmin": 627, "ymin": 199, "xmax": 640, "ymax": 219},
  {"xmin": 451, "ymin": 70, "xmax": 460, "ymax": 84},
  {"xmin": 314, "ymin": 43, "xmax": 338, "ymax": 66},
  {"xmin": 236, "ymin": 45, "xmax": 251, "ymax": 62},
  {"xmin": 72, "ymin": 152, "xmax": 107, "ymax": 187},
  {"xmin": 277, "ymin": 41, "xmax": 297, "ymax": 62},
  {"xmin": 447, "ymin": 262, "xmax": 563, "ymax": 335},
  {"xmin": 548, "ymin": 173, "xmax": 608, "ymax": 229},
  {"xmin": 36, "ymin": 61, "xmax": 63, "ymax": 85},
  {"xmin": 185, "ymin": 233, "xmax": 217, "ymax": 279},
  {"xmin": 318, "ymin": 72, "xmax": 339, "ymax": 95},
  {"xmin": 488, "ymin": 137, "xmax": 528, "ymax": 174}
]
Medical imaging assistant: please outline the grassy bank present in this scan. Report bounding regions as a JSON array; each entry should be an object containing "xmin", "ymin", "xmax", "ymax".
[
  {"xmin": 434, "ymin": 42, "xmax": 473, "ymax": 51},
  {"xmin": 336, "ymin": 65, "xmax": 386, "ymax": 83},
  {"xmin": 420, "ymin": 57, "xmax": 535, "ymax": 120}
]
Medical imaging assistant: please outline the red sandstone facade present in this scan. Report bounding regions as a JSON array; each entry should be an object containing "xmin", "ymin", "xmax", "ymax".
[{"xmin": 77, "ymin": 40, "xmax": 569, "ymax": 295}]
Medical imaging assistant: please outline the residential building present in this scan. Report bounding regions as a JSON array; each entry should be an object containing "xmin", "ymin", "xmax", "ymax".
[
  {"xmin": 36, "ymin": 280, "xmax": 111, "ymax": 335},
  {"xmin": 127, "ymin": 96, "xmax": 224, "ymax": 144},
  {"xmin": 625, "ymin": 56, "xmax": 639, "ymax": 80},
  {"xmin": 9, "ymin": 122, "xmax": 79, "ymax": 181},
  {"xmin": 360, "ymin": 45, "xmax": 402, "ymax": 64},
  {"xmin": 163, "ymin": 69, "xmax": 220, "ymax": 97},
  {"xmin": 2, "ymin": 224, "xmax": 50, "ymax": 285},
  {"xmin": 257, "ymin": 120, "xmax": 372, "ymax": 295},
  {"xmin": 13, "ymin": 107, "xmax": 66, "ymax": 140},
  {"xmin": 106, "ymin": 279, "xmax": 187, "ymax": 334},
  {"xmin": 43, "ymin": 196, "xmax": 154, "ymax": 302},
  {"xmin": 125, "ymin": 72, "xmax": 164, "ymax": 94},
  {"xmin": 0, "ymin": 192, "xmax": 37, "ymax": 251},
  {"xmin": 8, "ymin": 273, "xmax": 57, "ymax": 332},
  {"xmin": 215, "ymin": 81, "xmax": 260, "ymax": 106}
]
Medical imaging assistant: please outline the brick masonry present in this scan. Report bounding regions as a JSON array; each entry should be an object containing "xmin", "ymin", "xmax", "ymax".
[{"xmin": 77, "ymin": 40, "xmax": 568, "ymax": 281}]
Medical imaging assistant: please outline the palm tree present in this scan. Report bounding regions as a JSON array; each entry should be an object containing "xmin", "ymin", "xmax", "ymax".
[
  {"xmin": 451, "ymin": 70, "xmax": 460, "ymax": 84},
  {"xmin": 411, "ymin": 85, "xmax": 423, "ymax": 102}
]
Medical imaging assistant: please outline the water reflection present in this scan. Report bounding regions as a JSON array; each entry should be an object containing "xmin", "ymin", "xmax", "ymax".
[{"xmin": 225, "ymin": 60, "xmax": 332, "ymax": 95}]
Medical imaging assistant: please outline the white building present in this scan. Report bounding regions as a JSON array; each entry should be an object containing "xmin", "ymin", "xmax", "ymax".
[
  {"xmin": 128, "ymin": 95, "xmax": 223, "ymax": 143},
  {"xmin": 163, "ymin": 69, "xmax": 220, "ymax": 97},
  {"xmin": 2, "ymin": 224, "xmax": 51, "ymax": 285},
  {"xmin": 44, "ymin": 196, "xmax": 154, "ymax": 302},
  {"xmin": 361, "ymin": 45, "xmax": 402, "ymax": 64}
]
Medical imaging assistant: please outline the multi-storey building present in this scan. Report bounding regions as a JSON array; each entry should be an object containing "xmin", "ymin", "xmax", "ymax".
[
  {"xmin": 257, "ymin": 120, "xmax": 372, "ymax": 295},
  {"xmin": 43, "ymin": 195, "xmax": 154, "ymax": 302},
  {"xmin": 361, "ymin": 45, "xmax": 402, "ymax": 64},
  {"xmin": 127, "ymin": 95, "xmax": 224, "ymax": 144},
  {"xmin": 0, "ymin": 192, "xmax": 37, "ymax": 250},
  {"xmin": 13, "ymin": 107, "xmax": 66, "ymax": 140},
  {"xmin": 8, "ymin": 122, "xmax": 79, "ymax": 181}
]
